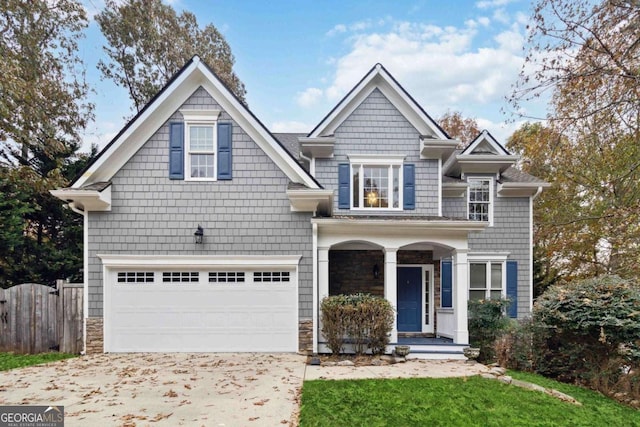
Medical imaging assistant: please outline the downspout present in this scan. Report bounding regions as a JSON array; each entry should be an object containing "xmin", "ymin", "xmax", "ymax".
[
  {"xmin": 529, "ymin": 186, "xmax": 543, "ymax": 312},
  {"xmin": 69, "ymin": 202, "xmax": 89, "ymax": 355},
  {"xmin": 299, "ymin": 152, "xmax": 315, "ymax": 176},
  {"xmin": 312, "ymin": 222, "xmax": 318, "ymax": 354}
]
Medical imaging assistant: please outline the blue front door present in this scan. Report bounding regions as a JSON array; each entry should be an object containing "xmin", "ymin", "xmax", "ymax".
[{"xmin": 397, "ymin": 267, "xmax": 422, "ymax": 332}]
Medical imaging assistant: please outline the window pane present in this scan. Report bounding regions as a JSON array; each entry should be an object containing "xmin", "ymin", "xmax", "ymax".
[
  {"xmin": 468, "ymin": 180, "xmax": 490, "ymax": 222},
  {"xmin": 491, "ymin": 264, "xmax": 502, "ymax": 289},
  {"xmin": 470, "ymin": 263, "xmax": 486, "ymax": 289},
  {"xmin": 352, "ymin": 168, "xmax": 360, "ymax": 208},
  {"xmin": 490, "ymin": 290, "xmax": 502, "ymax": 300},
  {"xmin": 190, "ymin": 125, "xmax": 214, "ymax": 151},
  {"xmin": 191, "ymin": 154, "xmax": 214, "ymax": 178},
  {"xmin": 470, "ymin": 290, "xmax": 485, "ymax": 301},
  {"xmin": 393, "ymin": 166, "xmax": 400, "ymax": 208},
  {"xmin": 363, "ymin": 166, "xmax": 389, "ymax": 208}
]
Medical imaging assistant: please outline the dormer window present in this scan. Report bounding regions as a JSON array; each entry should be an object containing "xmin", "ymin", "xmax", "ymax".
[{"xmin": 468, "ymin": 177, "xmax": 493, "ymax": 225}]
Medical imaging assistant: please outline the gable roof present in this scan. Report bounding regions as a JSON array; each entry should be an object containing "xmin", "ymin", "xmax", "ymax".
[
  {"xmin": 443, "ymin": 130, "xmax": 519, "ymax": 176},
  {"xmin": 72, "ymin": 56, "xmax": 320, "ymax": 189},
  {"xmin": 461, "ymin": 130, "xmax": 511, "ymax": 155},
  {"xmin": 308, "ymin": 63, "xmax": 451, "ymax": 139}
]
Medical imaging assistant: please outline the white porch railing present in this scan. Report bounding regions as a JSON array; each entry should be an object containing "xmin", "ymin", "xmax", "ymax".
[{"xmin": 436, "ymin": 308, "xmax": 455, "ymax": 339}]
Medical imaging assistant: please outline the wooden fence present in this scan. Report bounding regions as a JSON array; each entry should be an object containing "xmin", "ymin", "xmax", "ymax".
[{"xmin": 0, "ymin": 281, "xmax": 83, "ymax": 354}]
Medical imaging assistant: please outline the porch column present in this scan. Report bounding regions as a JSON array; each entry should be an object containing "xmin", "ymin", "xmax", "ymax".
[
  {"xmin": 453, "ymin": 249, "xmax": 469, "ymax": 344},
  {"xmin": 317, "ymin": 246, "xmax": 330, "ymax": 345},
  {"xmin": 384, "ymin": 247, "xmax": 398, "ymax": 344},
  {"xmin": 318, "ymin": 246, "xmax": 330, "ymax": 302}
]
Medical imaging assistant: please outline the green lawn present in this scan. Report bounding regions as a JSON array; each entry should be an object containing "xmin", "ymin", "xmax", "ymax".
[
  {"xmin": 0, "ymin": 352, "xmax": 77, "ymax": 371},
  {"xmin": 300, "ymin": 373, "xmax": 640, "ymax": 427}
]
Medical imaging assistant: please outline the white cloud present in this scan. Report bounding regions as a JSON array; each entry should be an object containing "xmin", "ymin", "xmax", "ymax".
[
  {"xmin": 494, "ymin": 27, "xmax": 524, "ymax": 53},
  {"xmin": 478, "ymin": 16, "xmax": 491, "ymax": 27},
  {"xmin": 476, "ymin": 0, "xmax": 515, "ymax": 9},
  {"xmin": 271, "ymin": 121, "xmax": 311, "ymax": 133},
  {"xmin": 300, "ymin": 17, "xmax": 538, "ymax": 136},
  {"xmin": 492, "ymin": 8, "xmax": 511, "ymax": 24},
  {"xmin": 475, "ymin": 117, "xmax": 530, "ymax": 144},
  {"xmin": 323, "ymin": 21, "xmax": 523, "ymax": 107},
  {"xmin": 326, "ymin": 24, "xmax": 347, "ymax": 37},
  {"xmin": 296, "ymin": 87, "xmax": 324, "ymax": 108},
  {"xmin": 80, "ymin": 128, "xmax": 118, "ymax": 153}
]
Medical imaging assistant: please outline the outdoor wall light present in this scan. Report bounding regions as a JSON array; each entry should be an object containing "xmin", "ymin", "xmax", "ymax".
[
  {"xmin": 373, "ymin": 264, "xmax": 380, "ymax": 279},
  {"xmin": 194, "ymin": 225, "xmax": 204, "ymax": 244}
]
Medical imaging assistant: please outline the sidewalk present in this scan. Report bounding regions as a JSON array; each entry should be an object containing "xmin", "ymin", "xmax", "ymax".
[{"xmin": 304, "ymin": 359, "xmax": 489, "ymax": 381}]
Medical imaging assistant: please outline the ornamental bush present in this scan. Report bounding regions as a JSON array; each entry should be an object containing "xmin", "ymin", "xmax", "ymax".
[
  {"xmin": 532, "ymin": 275, "xmax": 640, "ymax": 385},
  {"xmin": 320, "ymin": 293, "xmax": 394, "ymax": 356},
  {"xmin": 497, "ymin": 275, "xmax": 640, "ymax": 404},
  {"xmin": 468, "ymin": 298, "xmax": 512, "ymax": 363}
]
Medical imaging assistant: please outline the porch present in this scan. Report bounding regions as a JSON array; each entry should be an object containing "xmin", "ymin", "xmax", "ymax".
[{"xmin": 312, "ymin": 216, "xmax": 487, "ymax": 356}]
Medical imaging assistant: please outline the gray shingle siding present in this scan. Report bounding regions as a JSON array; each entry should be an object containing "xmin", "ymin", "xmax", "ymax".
[
  {"xmin": 315, "ymin": 89, "xmax": 439, "ymax": 215},
  {"xmin": 469, "ymin": 194, "xmax": 531, "ymax": 318},
  {"xmin": 444, "ymin": 179, "xmax": 532, "ymax": 318},
  {"xmin": 87, "ymin": 86, "xmax": 313, "ymax": 319}
]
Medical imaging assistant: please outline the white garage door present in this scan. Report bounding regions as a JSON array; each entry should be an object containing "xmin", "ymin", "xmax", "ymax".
[{"xmin": 104, "ymin": 265, "xmax": 298, "ymax": 352}]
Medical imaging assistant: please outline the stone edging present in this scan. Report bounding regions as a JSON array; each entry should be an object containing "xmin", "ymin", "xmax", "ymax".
[{"xmin": 483, "ymin": 366, "xmax": 581, "ymax": 406}]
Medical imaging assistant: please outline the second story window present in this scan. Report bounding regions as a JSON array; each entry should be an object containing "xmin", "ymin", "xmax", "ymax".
[
  {"xmin": 180, "ymin": 109, "xmax": 221, "ymax": 181},
  {"xmin": 352, "ymin": 163, "xmax": 402, "ymax": 209},
  {"xmin": 187, "ymin": 124, "xmax": 215, "ymax": 179},
  {"xmin": 468, "ymin": 178, "xmax": 493, "ymax": 225}
]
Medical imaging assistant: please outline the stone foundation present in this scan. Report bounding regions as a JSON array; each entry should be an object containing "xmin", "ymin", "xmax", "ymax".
[
  {"xmin": 85, "ymin": 317, "xmax": 104, "ymax": 354},
  {"xmin": 298, "ymin": 319, "xmax": 313, "ymax": 355}
]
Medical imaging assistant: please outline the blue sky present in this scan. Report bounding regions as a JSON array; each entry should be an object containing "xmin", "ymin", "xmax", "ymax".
[{"xmin": 79, "ymin": 0, "xmax": 545, "ymax": 151}]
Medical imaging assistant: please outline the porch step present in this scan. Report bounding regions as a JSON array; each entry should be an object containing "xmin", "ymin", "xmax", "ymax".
[
  {"xmin": 391, "ymin": 343, "xmax": 469, "ymax": 360},
  {"xmin": 318, "ymin": 342, "xmax": 470, "ymax": 360}
]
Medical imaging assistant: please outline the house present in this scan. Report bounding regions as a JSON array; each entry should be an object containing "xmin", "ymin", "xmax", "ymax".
[{"xmin": 51, "ymin": 57, "xmax": 548, "ymax": 357}]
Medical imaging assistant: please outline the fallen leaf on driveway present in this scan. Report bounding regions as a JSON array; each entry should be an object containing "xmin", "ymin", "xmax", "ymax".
[
  {"xmin": 253, "ymin": 399, "xmax": 270, "ymax": 406},
  {"xmin": 82, "ymin": 387, "xmax": 102, "ymax": 398},
  {"xmin": 163, "ymin": 389, "xmax": 178, "ymax": 398},
  {"xmin": 149, "ymin": 412, "xmax": 173, "ymax": 422},
  {"xmin": 249, "ymin": 416, "xmax": 260, "ymax": 421}
]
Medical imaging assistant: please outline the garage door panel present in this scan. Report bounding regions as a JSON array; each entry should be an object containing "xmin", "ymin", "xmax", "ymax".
[{"xmin": 107, "ymin": 268, "xmax": 298, "ymax": 352}]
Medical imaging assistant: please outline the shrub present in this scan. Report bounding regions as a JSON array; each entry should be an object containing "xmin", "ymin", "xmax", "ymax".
[
  {"xmin": 495, "ymin": 317, "xmax": 548, "ymax": 372},
  {"xmin": 532, "ymin": 275, "xmax": 640, "ymax": 388},
  {"xmin": 468, "ymin": 298, "xmax": 511, "ymax": 363},
  {"xmin": 320, "ymin": 293, "xmax": 394, "ymax": 356}
]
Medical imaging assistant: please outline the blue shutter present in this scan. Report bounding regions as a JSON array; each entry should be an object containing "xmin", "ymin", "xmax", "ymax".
[
  {"xmin": 338, "ymin": 163, "xmax": 350, "ymax": 209},
  {"xmin": 217, "ymin": 122, "xmax": 232, "ymax": 180},
  {"xmin": 403, "ymin": 164, "xmax": 415, "ymax": 210},
  {"xmin": 169, "ymin": 122, "xmax": 184, "ymax": 180},
  {"xmin": 506, "ymin": 261, "xmax": 518, "ymax": 318},
  {"xmin": 441, "ymin": 260, "xmax": 452, "ymax": 308}
]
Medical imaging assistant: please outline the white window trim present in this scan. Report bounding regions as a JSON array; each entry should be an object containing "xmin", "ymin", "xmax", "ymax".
[
  {"xmin": 468, "ymin": 257, "xmax": 507, "ymax": 300},
  {"xmin": 467, "ymin": 176, "xmax": 494, "ymax": 226},
  {"xmin": 347, "ymin": 155, "xmax": 406, "ymax": 211},
  {"xmin": 181, "ymin": 109, "xmax": 221, "ymax": 182}
]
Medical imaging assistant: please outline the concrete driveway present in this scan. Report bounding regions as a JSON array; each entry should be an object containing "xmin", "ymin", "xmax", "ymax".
[{"xmin": 0, "ymin": 353, "xmax": 307, "ymax": 426}]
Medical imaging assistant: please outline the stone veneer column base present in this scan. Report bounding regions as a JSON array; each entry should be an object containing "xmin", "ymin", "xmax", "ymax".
[
  {"xmin": 298, "ymin": 319, "xmax": 313, "ymax": 355},
  {"xmin": 85, "ymin": 317, "xmax": 104, "ymax": 354}
]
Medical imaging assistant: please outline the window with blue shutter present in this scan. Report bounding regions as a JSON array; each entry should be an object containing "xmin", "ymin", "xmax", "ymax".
[
  {"xmin": 403, "ymin": 163, "xmax": 415, "ymax": 210},
  {"xmin": 506, "ymin": 261, "xmax": 518, "ymax": 318},
  {"xmin": 169, "ymin": 122, "xmax": 184, "ymax": 179},
  {"xmin": 217, "ymin": 122, "xmax": 232, "ymax": 180},
  {"xmin": 441, "ymin": 260, "xmax": 453, "ymax": 308},
  {"xmin": 338, "ymin": 163, "xmax": 350, "ymax": 208}
]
